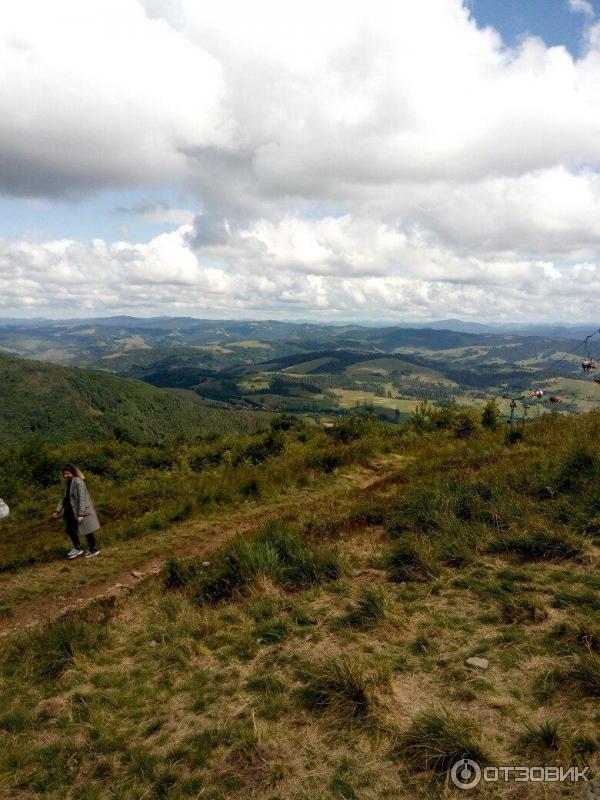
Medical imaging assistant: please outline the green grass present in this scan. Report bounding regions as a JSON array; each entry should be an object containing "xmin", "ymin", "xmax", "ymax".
[
  {"xmin": 393, "ymin": 709, "xmax": 488, "ymax": 775},
  {"xmin": 166, "ymin": 520, "xmax": 342, "ymax": 604},
  {"xmin": 488, "ymin": 528, "xmax": 584, "ymax": 561},
  {"xmin": 298, "ymin": 655, "xmax": 380, "ymax": 721},
  {"xmin": 385, "ymin": 538, "xmax": 441, "ymax": 583},
  {"xmin": 343, "ymin": 587, "xmax": 388, "ymax": 628},
  {"xmin": 0, "ymin": 408, "xmax": 599, "ymax": 799}
]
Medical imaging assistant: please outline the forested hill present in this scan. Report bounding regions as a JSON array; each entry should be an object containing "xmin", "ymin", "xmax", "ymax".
[{"xmin": 0, "ymin": 353, "xmax": 270, "ymax": 447}]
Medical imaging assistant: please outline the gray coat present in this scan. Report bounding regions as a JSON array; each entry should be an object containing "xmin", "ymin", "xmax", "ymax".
[{"xmin": 56, "ymin": 477, "xmax": 100, "ymax": 537}]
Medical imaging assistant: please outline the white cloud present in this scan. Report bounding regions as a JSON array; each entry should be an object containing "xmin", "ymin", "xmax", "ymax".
[
  {"xmin": 1, "ymin": 222, "xmax": 598, "ymax": 323},
  {"xmin": 2, "ymin": 0, "xmax": 600, "ymax": 320},
  {"xmin": 568, "ymin": 0, "xmax": 594, "ymax": 17}
]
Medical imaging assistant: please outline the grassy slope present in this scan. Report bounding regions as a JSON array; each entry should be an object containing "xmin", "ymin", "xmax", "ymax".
[
  {"xmin": 0, "ymin": 353, "xmax": 270, "ymax": 447},
  {"xmin": 0, "ymin": 412, "xmax": 598, "ymax": 798}
]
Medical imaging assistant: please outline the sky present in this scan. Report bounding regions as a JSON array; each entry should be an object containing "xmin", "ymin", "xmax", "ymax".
[{"xmin": 1, "ymin": 0, "xmax": 600, "ymax": 323}]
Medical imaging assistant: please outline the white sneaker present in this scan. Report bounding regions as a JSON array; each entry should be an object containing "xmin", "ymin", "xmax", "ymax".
[
  {"xmin": 85, "ymin": 550, "xmax": 100, "ymax": 559},
  {"xmin": 67, "ymin": 548, "xmax": 84, "ymax": 559}
]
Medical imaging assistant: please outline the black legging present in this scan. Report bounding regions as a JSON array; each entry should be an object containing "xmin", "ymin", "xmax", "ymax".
[{"xmin": 65, "ymin": 515, "xmax": 97, "ymax": 552}]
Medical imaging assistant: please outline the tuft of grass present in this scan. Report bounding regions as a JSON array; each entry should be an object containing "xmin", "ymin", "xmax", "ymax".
[
  {"xmin": 344, "ymin": 587, "xmax": 387, "ymax": 628},
  {"xmin": 393, "ymin": 708, "xmax": 488, "ymax": 775},
  {"xmin": 299, "ymin": 655, "xmax": 377, "ymax": 720},
  {"xmin": 488, "ymin": 528, "xmax": 583, "ymax": 561},
  {"xmin": 163, "ymin": 557, "xmax": 204, "ymax": 590},
  {"xmin": 500, "ymin": 594, "xmax": 548, "ymax": 624},
  {"xmin": 255, "ymin": 618, "xmax": 290, "ymax": 644},
  {"xmin": 385, "ymin": 538, "xmax": 440, "ymax": 583},
  {"xmin": 517, "ymin": 721, "xmax": 561, "ymax": 758},
  {"xmin": 568, "ymin": 653, "xmax": 600, "ymax": 697},
  {"xmin": 6, "ymin": 614, "xmax": 109, "ymax": 680},
  {"xmin": 532, "ymin": 669, "xmax": 567, "ymax": 702},
  {"xmin": 180, "ymin": 521, "xmax": 342, "ymax": 604},
  {"xmin": 546, "ymin": 619, "xmax": 600, "ymax": 654}
]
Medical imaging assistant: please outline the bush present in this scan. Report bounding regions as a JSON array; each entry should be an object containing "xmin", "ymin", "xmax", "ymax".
[
  {"xmin": 306, "ymin": 448, "xmax": 346, "ymax": 473},
  {"xmin": 481, "ymin": 399, "xmax": 501, "ymax": 431},
  {"xmin": 394, "ymin": 709, "xmax": 488, "ymax": 774},
  {"xmin": 189, "ymin": 444, "xmax": 227, "ymax": 472},
  {"xmin": 505, "ymin": 427, "xmax": 523, "ymax": 445},
  {"xmin": 454, "ymin": 413, "xmax": 478, "ymax": 439}
]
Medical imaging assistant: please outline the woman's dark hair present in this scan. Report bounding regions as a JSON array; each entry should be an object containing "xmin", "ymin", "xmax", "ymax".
[{"xmin": 61, "ymin": 463, "xmax": 85, "ymax": 479}]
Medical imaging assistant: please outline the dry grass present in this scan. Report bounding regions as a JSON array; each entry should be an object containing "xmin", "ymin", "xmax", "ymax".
[{"xmin": 1, "ymin": 413, "xmax": 600, "ymax": 798}]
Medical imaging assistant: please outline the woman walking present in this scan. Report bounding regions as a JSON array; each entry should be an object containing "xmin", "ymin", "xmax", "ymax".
[{"xmin": 52, "ymin": 464, "xmax": 100, "ymax": 559}]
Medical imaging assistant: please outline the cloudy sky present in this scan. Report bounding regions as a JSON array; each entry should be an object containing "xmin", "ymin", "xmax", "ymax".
[{"xmin": 2, "ymin": 0, "xmax": 600, "ymax": 322}]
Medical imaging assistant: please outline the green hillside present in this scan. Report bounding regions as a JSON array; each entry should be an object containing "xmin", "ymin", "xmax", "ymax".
[
  {"xmin": 0, "ymin": 353, "xmax": 271, "ymax": 447},
  {"xmin": 0, "ymin": 409, "xmax": 598, "ymax": 798}
]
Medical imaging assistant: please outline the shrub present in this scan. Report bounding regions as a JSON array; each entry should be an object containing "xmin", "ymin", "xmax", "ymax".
[
  {"xmin": 240, "ymin": 478, "xmax": 260, "ymax": 498},
  {"xmin": 505, "ymin": 427, "xmax": 523, "ymax": 445},
  {"xmin": 454, "ymin": 413, "xmax": 478, "ymax": 439},
  {"xmin": 326, "ymin": 415, "xmax": 372, "ymax": 443},
  {"xmin": 481, "ymin": 399, "xmax": 501, "ymax": 431},
  {"xmin": 238, "ymin": 432, "xmax": 284, "ymax": 465},
  {"xmin": 189, "ymin": 444, "xmax": 227, "ymax": 472},
  {"xmin": 385, "ymin": 538, "xmax": 440, "ymax": 583},
  {"xmin": 394, "ymin": 709, "xmax": 488, "ymax": 774},
  {"xmin": 168, "ymin": 501, "xmax": 194, "ymax": 523},
  {"xmin": 306, "ymin": 448, "xmax": 346, "ymax": 473}
]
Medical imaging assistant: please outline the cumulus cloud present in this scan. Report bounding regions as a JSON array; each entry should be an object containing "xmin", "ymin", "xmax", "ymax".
[
  {"xmin": 568, "ymin": 0, "xmax": 594, "ymax": 17},
  {"xmin": 1, "ymin": 0, "xmax": 600, "ymax": 320},
  {"xmin": 1, "ymin": 222, "xmax": 598, "ymax": 323}
]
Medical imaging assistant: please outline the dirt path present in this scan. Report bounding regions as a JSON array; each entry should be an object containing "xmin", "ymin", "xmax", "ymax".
[{"xmin": 0, "ymin": 455, "xmax": 409, "ymax": 638}]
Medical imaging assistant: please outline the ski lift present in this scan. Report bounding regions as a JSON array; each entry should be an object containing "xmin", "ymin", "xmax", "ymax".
[
  {"xmin": 582, "ymin": 358, "xmax": 597, "ymax": 373},
  {"xmin": 549, "ymin": 395, "xmax": 560, "ymax": 404}
]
